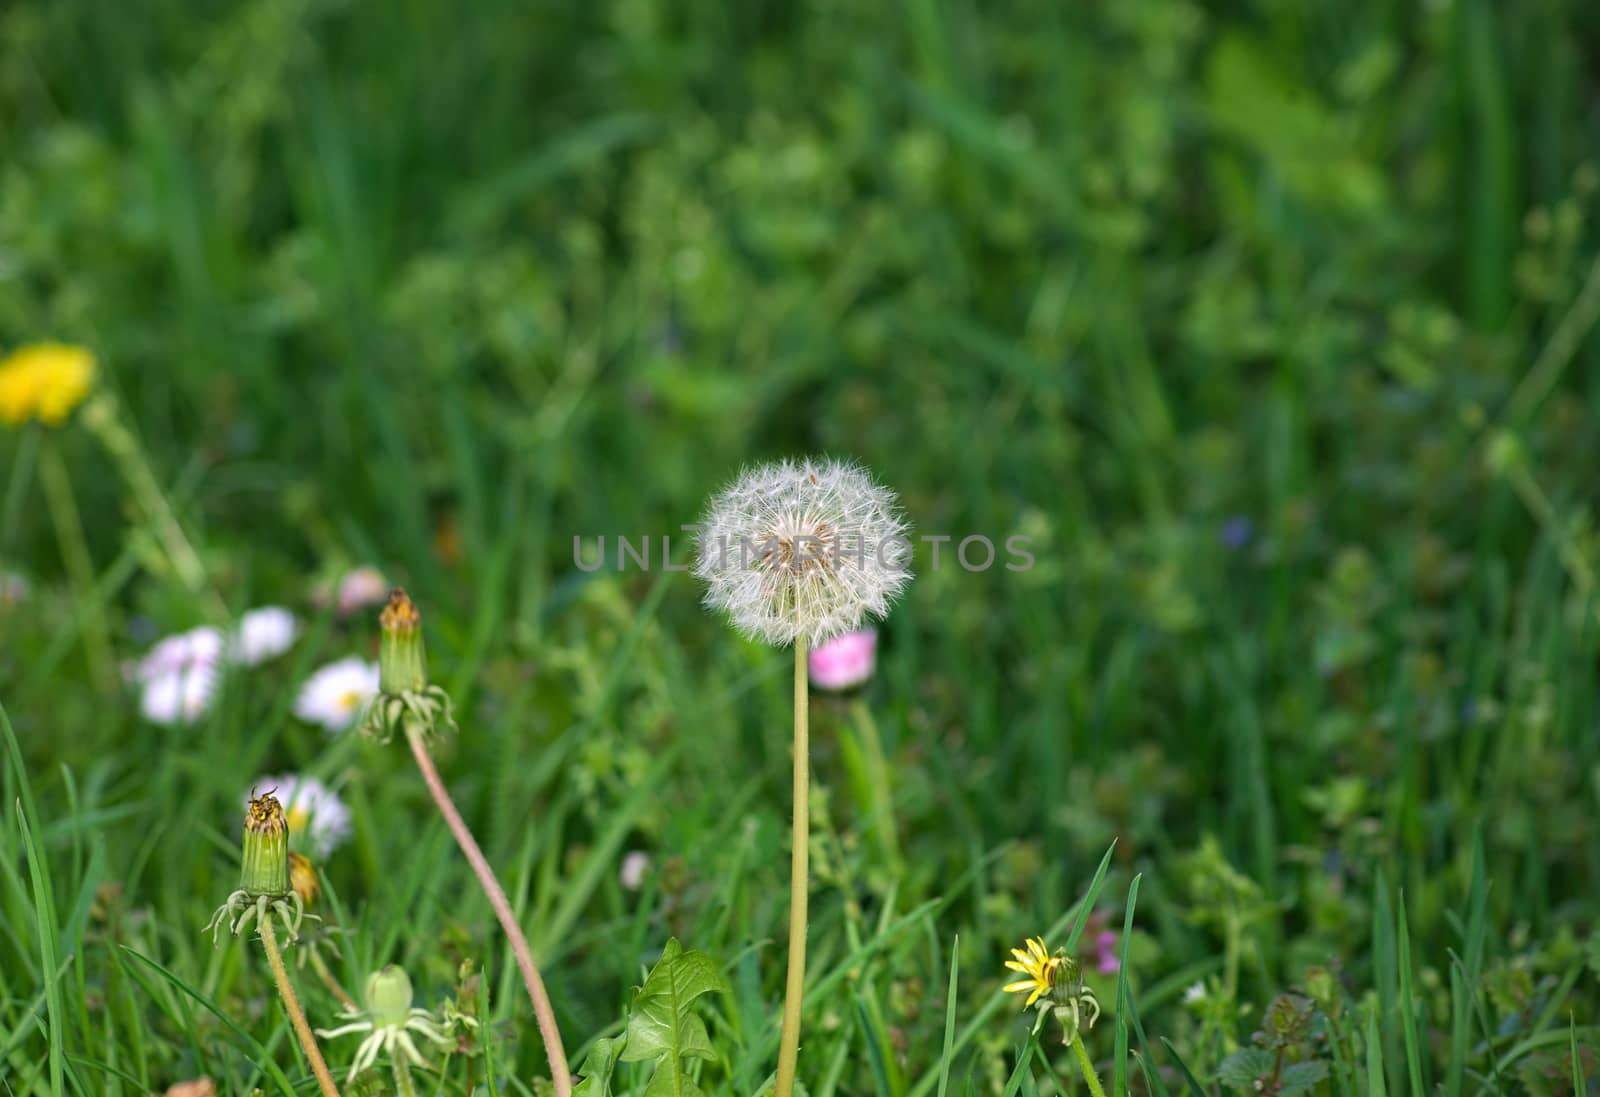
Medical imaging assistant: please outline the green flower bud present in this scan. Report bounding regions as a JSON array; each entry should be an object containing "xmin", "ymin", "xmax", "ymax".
[
  {"xmin": 241, "ymin": 791, "xmax": 290, "ymax": 898},
  {"xmin": 378, "ymin": 589, "xmax": 427, "ymax": 694},
  {"xmin": 365, "ymin": 964, "xmax": 416, "ymax": 1028}
]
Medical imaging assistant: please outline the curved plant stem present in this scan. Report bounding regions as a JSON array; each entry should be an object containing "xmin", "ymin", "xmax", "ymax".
[
  {"xmin": 309, "ymin": 947, "xmax": 358, "ymax": 1012},
  {"xmin": 1069, "ymin": 1033, "xmax": 1107, "ymax": 1097},
  {"xmin": 774, "ymin": 637, "xmax": 811, "ymax": 1097},
  {"xmin": 258, "ymin": 918, "xmax": 341, "ymax": 1097},
  {"xmin": 407, "ymin": 725, "xmax": 572, "ymax": 1097},
  {"xmin": 392, "ymin": 1056, "xmax": 419, "ymax": 1097}
]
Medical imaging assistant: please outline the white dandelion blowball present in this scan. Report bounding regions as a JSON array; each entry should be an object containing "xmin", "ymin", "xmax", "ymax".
[{"xmin": 693, "ymin": 457, "xmax": 912, "ymax": 647}]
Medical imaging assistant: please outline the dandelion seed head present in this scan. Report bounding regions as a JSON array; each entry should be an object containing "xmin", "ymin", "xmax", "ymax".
[{"xmin": 694, "ymin": 458, "xmax": 911, "ymax": 648}]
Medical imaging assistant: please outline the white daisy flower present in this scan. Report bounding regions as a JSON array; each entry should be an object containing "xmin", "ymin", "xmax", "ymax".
[
  {"xmin": 619, "ymin": 850, "xmax": 651, "ymax": 890},
  {"xmin": 232, "ymin": 606, "xmax": 298, "ymax": 665},
  {"xmin": 694, "ymin": 457, "xmax": 912, "ymax": 647},
  {"xmin": 140, "ymin": 663, "xmax": 219, "ymax": 724},
  {"xmin": 294, "ymin": 656, "xmax": 380, "ymax": 732},
  {"xmin": 133, "ymin": 625, "xmax": 224, "ymax": 683},
  {"xmin": 248, "ymin": 774, "xmax": 351, "ymax": 857}
]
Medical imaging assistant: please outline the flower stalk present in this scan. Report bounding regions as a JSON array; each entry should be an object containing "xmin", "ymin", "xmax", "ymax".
[
  {"xmin": 260, "ymin": 916, "xmax": 341, "ymax": 1097},
  {"xmin": 692, "ymin": 459, "xmax": 913, "ymax": 1095},
  {"xmin": 774, "ymin": 636, "xmax": 810, "ymax": 1097},
  {"xmin": 370, "ymin": 590, "xmax": 571, "ymax": 1097}
]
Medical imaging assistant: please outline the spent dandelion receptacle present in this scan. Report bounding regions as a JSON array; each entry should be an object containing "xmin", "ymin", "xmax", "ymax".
[
  {"xmin": 693, "ymin": 457, "xmax": 912, "ymax": 1097},
  {"xmin": 204, "ymin": 791, "xmax": 339, "ymax": 1097},
  {"xmin": 247, "ymin": 775, "xmax": 352, "ymax": 858},
  {"xmin": 317, "ymin": 965, "xmax": 466, "ymax": 1096}
]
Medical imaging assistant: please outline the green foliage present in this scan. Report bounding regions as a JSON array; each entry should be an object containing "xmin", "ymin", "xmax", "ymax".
[
  {"xmin": 575, "ymin": 939, "xmax": 730, "ymax": 1097},
  {"xmin": 2, "ymin": 0, "xmax": 1600, "ymax": 1093}
]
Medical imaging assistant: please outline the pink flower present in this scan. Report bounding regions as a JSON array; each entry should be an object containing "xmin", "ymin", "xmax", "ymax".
[
  {"xmin": 312, "ymin": 566, "xmax": 390, "ymax": 616},
  {"xmin": 807, "ymin": 629, "xmax": 878, "ymax": 691},
  {"xmin": 1093, "ymin": 930, "xmax": 1119, "ymax": 975}
]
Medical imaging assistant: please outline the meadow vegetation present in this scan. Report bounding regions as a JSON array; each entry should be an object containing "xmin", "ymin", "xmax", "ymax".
[{"xmin": 2, "ymin": 1, "xmax": 1600, "ymax": 1094}]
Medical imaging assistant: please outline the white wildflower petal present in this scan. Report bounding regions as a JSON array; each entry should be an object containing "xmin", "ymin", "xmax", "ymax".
[
  {"xmin": 232, "ymin": 606, "xmax": 298, "ymax": 665},
  {"xmin": 619, "ymin": 850, "xmax": 651, "ymax": 890},
  {"xmin": 135, "ymin": 625, "xmax": 225, "ymax": 683},
  {"xmin": 140, "ymin": 664, "xmax": 219, "ymax": 725},
  {"xmin": 693, "ymin": 458, "xmax": 913, "ymax": 647},
  {"xmin": 247, "ymin": 774, "xmax": 352, "ymax": 857},
  {"xmin": 294, "ymin": 657, "xmax": 380, "ymax": 733}
]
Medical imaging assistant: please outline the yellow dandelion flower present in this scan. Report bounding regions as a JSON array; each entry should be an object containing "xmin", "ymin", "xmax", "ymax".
[
  {"xmin": 0, "ymin": 343, "xmax": 96, "ymax": 426},
  {"xmin": 288, "ymin": 851, "xmax": 322, "ymax": 907},
  {"xmin": 1003, "ymin": 935, "xmax": 1063, "ymax": 1008}
]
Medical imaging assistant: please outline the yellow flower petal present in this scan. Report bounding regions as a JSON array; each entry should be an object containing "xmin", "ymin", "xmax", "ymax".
[
  {"xmin": 1004, "ymin": 960, "xmax": 1031, "ymax": 974},
  {"xmin": 1003, "ymin": 979, "xmax": 1038, "ymax": 994},
  {"xmin": 0, "ymin": 343, "xmax": 95, "ymax": 427},
  {"xmin": 1025, "ymin": 985, "xmax": 1047, "ymax": 1008}
]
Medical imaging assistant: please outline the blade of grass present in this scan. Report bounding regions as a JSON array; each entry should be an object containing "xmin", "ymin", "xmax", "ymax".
[
  {"xmin": 1396, "ymin": 892, "xmax": 1427, "ymax": 1097},
  {"xmin": 1112, "ymin": 875, "xmax": 1141, "ymax": 1097},
  {"xmin": 119, "ymin": 946, "xmax": 299, "ymax": 1097},
  {"xmin": 937, "ymin": 935, "xmax": 959, "ymax": 1097}
]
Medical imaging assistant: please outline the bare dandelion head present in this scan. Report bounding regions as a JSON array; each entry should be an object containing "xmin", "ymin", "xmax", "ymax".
[{"xmin": 694, "ymin": 458, "xmax": 912, "ymax": 647}]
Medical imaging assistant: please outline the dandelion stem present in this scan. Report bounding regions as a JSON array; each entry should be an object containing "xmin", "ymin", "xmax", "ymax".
[
  {"xmin": 407, "ymin": 724, "xmax": 571, "ymax": 1097},
  {"xmin": 258, "ymin": 918, "xmax": 341, "ymax": 1097},
  {"xmin": 38, "ymin": 436, "xmax": 116, "ymax": 694},
  {"xmin": 309, "ymin": 947, "xmax": 358, "ymax": 1012},
  {"xmin": 775, "ymin": 637, "xmax": 811, "ymax": 1097},
  {"xmin": 392, "ymin": 1056, "xmax": 419, "ymax": 1097},
  {"xmin": 1069, "ymin": 1033, "xmax": 1107, "ymax": 1097}
]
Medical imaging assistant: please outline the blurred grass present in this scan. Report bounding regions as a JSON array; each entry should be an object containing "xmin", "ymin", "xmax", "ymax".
[{"xmin": 2, "ymin": 0, "xmax": 1600, "ymax": 1093}]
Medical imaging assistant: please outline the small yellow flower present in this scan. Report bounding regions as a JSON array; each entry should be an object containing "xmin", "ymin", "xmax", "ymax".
[
  {"xmin": 1003, "ymin": 935, "xmax": 1063, "ymax": 1008},
  {"xmin": 288, "ymin": 852, "xmax": 321, "ymax": 907},
  {"xmin": 0, "ymin": 343, "xmax": 96, "ymax": 426}
]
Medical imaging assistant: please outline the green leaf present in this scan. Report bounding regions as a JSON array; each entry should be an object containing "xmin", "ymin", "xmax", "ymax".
[
  {"xmin": 1216, "ymin": 1048, "xmax": 1272, "ymax": 1090},
  {"xmin": 616, "ymin": 939, "xmax": 731, "ymax": 1097},
  {"xmin": 643, "ymin": 1064, "xmax": 708, "ymax": 1097},
  {"xmin": 1277, "ymin": 1060, "xmax": 1330, "ymax": 1095},
  {"xmin": 573, "ymin": 1036, "xmax": 625, "ymax": 1097}
]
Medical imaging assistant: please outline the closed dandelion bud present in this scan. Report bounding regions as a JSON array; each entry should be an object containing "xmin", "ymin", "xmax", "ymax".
[
  {"xmin": 241, "ymin": 791, "xmax": 290, "ymax": 898},
  {"xmin": 288, "ymin": 852, "xmax": 321, "ymax": 908},
  {"xmin": 362, "ymin": 588, "xmax": 456, "ymax": 744},
  {"xmin": 365, "ymin": 965, "xmax": 416, "ymax": 1028},
  {"xmin": 378, "ymin": 589, "xmax": 427, "ymax": 694}
]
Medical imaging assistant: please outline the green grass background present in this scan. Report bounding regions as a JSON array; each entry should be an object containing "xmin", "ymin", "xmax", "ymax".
[{"xmin": 3, "ymin": 0, "xmax": 1600, "ymax": 1093}]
